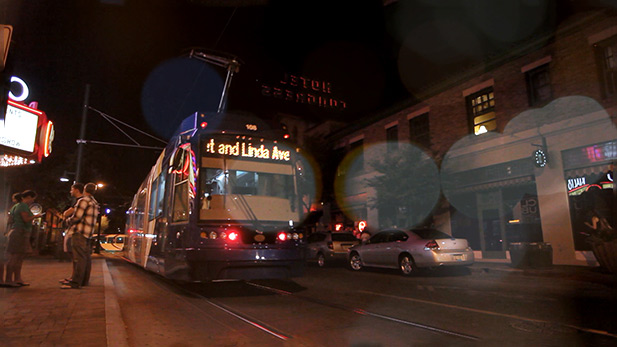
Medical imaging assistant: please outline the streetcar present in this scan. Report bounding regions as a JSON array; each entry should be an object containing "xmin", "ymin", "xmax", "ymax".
[{"xmin": 124, "ymin": 110, "xmax": 311, "ymax": 282}]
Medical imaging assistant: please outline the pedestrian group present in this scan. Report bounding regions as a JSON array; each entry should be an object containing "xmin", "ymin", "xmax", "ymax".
[{"xmin": 0, "ymin": 182, "xmax": 100, "ymax": 289}]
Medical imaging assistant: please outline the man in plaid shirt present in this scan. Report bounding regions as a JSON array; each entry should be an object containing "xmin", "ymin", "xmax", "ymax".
[{"xmin": 61, "ymin": 183, "xmax": 99, "ymax": 289}]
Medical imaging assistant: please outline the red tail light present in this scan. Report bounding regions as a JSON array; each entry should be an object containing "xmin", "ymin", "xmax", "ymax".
[
  {"xmin": 424, "ymin": 240, "xmax": 439, "ymax": 250},
  {"xmin": 277, "ymin": 232, "xmax": 287, "ymax": 241},
  {"xmin": 327, "ymin": 241, "xmax": 333, "ymax": 250},
  {"xmin": 228, "ymin": 231, "xmax": 239, "ymax": 241}
]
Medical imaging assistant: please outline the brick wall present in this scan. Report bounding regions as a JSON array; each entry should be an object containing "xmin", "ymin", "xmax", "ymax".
[{"xmin": 334, "ymin": 11, "xmax": 617, "ymax": 172}]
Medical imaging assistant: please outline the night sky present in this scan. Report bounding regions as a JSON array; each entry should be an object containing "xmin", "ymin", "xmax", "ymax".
[{"xmin": 1, "ymin": 0, "xmax": 598, "ymax": 208}]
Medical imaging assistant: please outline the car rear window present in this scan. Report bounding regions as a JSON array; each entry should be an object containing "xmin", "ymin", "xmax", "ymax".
[
  {"xmin": 411, "ymin": 229, "xmax": 452, "ymax": 239},
  {"xmin": 332, "ymin": 233, "xmax": 358, "ymax": 241}
]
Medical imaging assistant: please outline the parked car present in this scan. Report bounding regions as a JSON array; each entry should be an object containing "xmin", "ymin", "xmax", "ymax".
[
  {"xmin": 347, "ymin": 228, "xmax": 474, "ymax": 275},
  {"xmin": 306, "ymin": 232, "xmax": 359, "ymax": 267},
  {"xmin": 99, "ymin": 234, "xmax": 126, "ymax": 252}
]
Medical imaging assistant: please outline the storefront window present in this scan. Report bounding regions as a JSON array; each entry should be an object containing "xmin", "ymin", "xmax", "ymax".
[{"xmin": 567, "ymin": 171, "xmax": 614, "ymax": 251}]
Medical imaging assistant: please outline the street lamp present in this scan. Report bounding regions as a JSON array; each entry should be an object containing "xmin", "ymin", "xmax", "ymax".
[
  {"xmin": 59, "ymin": 171, "xmax": 75, "ymax": 183},
  {"xmin": 96, "ymin": 183, "xmax": 104, "ymax": 188}
]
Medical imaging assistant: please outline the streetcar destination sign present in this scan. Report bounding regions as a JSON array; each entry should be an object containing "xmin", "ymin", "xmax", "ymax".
[{"xmin": 203, "ymin": 138, "xmax": 291, "ymax": 161}]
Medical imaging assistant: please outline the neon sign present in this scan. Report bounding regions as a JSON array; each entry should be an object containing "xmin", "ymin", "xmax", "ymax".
[
  {"xmin": 566, "ymin": 172, "xmax": 614, "ymax": 196},
  {"xmin": 261, "ymin": 73, "xmax": 347, "ymax": 111},
  {"xmin": 567, "ymin": 177, "xmax": 586, "ymax": 191},
  {"xmin": 8, "ymin": 76, "xmax": 30, "ymax": 102},
  {"xmin": 203, "ymin": 138, "xmax": 291, "ymax": 161},
  {"xmin": 0, "ymin": 154, "xmax": 35, "ymax": 167}
]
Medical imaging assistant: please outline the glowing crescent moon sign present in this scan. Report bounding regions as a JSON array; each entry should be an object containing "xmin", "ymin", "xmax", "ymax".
[{"xmin": 9, "ymin": 76, "xmax": 29, "ymax": 102}]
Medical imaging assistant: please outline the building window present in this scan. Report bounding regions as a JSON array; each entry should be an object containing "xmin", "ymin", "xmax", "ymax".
[
  {"xmin": 596, "ymin": 36, "xmax": 617, "ymax": 97},
  {"xmin": 467, "ymin": 87, "xmax": 496, "ymax": 135},
  {"xmin": 409, "ymin": 113, "xmax": 430, "ymax": 148},
  {"xmin": 386, "ymin": 125, "xmax": 398, "ymax": 151},
  {"xmin": 526, "ymin": 64, "xmax": 552, "ymax": 106},
  {"xmin": 349, "ymin": 139, "xmax": 364, "ymax": 175},
  {"xmin": 334, "ymin": 146, "xmax": 347, "ymax": 177}
]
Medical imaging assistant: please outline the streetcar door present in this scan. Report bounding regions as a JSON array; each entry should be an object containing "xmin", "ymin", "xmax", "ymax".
[
  {"xmin": 164, "ymin": 144, "xmax": 193, "ymax": 279},
  {"xmin": 147, "ymin": 171, "xmax": 167, "ymax": 273}
]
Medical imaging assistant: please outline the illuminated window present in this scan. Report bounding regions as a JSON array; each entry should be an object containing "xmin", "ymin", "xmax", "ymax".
[
  {"xmin": 409, "ymin": 113, "xmax": 430, "ymax": 148},
  {"xmin": 149, "ymin": 172, "xmax": 166, "ymax": 220},
  {"xmin": 596, "ymin": 35, "xmax": 617, "ymax": 97},
  {"xmin": 526, "ymin": 64, "xmax": 552, "ymax": 106},
  {"xmin": 466, "ymin": 87, "xmax": 496, "ymax": 135},
  {"xmin": 135, "ymin": 184, "xmax": 147, "ymax": 228},
  {"xmin": 148, "ymin": 177, "xmax": 159, "ymax": 221},
  {"xmin": 386, "ymin": 125, "xmax": 398, "ymax": 151},
  {"xmin": 156, "ymin": 174, "xmax": 166, "ymax": 217}
]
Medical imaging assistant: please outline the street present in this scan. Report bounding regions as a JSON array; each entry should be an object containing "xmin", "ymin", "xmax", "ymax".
[{"xmin": 104, "ymin": 255, "xmax": 617, "ymax": 346}]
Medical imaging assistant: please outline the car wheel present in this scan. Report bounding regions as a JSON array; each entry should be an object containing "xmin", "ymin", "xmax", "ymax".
[
  {"xmin": 399, "ymin": 254, "xmax": 417, "ymax": 276},
  {"xmin": 349, "ymin": 252, "xmax": 362, "ymax": 271},
  {"xmin": 317, "ymin": 253, "xmax": 326, "ymax": 267}
]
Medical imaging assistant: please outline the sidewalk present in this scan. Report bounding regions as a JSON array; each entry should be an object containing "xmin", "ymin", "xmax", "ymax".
[
  {"xmin": 470, "ymin": 259, "xmax": 617, "ymax": 286},
  {"xmin": 0, "ymin": 254, "xmax": 125, "ymax": 347}
]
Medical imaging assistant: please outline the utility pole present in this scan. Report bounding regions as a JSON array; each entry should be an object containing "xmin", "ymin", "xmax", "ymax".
[{"xmin": 75, "ymin": 84, "xmax": 90, "ymax": 183}]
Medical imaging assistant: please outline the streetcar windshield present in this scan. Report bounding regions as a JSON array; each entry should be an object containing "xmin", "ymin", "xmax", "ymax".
[
  {"xmin": 198, "ymin": 136, "xmax": 300, "ymax": 222},
  {"xmin": 200, "ymin": 168, "xmax": 293, "ymax": 199}
]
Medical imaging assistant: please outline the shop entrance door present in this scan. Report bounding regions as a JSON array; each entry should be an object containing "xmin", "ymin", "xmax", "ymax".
[{"xmin": 478, "ymin": 191, "xmax": 507, "ymax": 259}]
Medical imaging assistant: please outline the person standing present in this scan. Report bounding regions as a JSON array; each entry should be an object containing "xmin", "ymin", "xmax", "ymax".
[
  {"xmin": 59, "ymin": 183, "xmax": 82, "ymax": 285},
  {"xmin": 80, "ymin": 183, "xmax": 99, "ymax": 286},
  {"xmin": 0, "ymin": 193, "xmax": 22, "ymax": 287},
  {"xmin": 61, "ymin": 183, "xmax": 99, "ymax": 289},
  {"xmin": 5, "ymin": 190, "xmax": 42, "ymax": 286}
]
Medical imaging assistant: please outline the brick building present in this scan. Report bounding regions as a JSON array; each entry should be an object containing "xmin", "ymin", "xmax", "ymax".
[{"xmin": 324, "ymin": 9, "xmax": 617, "ymax": 266}]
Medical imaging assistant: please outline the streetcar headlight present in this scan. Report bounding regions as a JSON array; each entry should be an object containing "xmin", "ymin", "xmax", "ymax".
[
  {"xmin": 209, "ymin": 231, "xmax": 218, "ymax": 239},
  {"xmin": 220, "ymin": 232, "xmax": 227, "ymax": 240},
  {"xmin": 292, "ymin": 233, "xmax": 299, "ymax": 240}
]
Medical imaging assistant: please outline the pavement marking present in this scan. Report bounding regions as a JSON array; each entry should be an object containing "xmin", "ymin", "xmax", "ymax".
[
  {"xmin": 102, "ymin": 259, "xmax": 130, "ymax": 347},
  {"xmin": 360, "ymin": 290, "xmax": 617, "ymax": 339}
]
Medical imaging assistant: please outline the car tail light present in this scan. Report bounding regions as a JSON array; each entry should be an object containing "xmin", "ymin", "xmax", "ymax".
[
  {"xmin": 424, "ymin": 240, "xmax": 440, "ymax": 250},
  {"xmin": 327, "ymin": 241, "xmax": 333, "ymax": 250}
]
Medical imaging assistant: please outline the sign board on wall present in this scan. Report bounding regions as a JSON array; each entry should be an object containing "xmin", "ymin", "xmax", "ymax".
[{"xmin": 0, "ymin": 100, "xmax": 41, "ymax": 153}]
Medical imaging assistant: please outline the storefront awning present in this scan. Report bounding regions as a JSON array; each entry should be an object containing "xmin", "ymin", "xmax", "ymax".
[
  {"xmin": 564, "ymin": 163, "xmax": 613, "ymax": 179},
  {"xmin": 454, "ymin": 176, "xmax": 535, "ymax": 194}
]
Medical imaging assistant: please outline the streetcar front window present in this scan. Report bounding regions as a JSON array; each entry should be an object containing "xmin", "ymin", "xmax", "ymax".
[{"xmin": 200, "ymin": 168, "xmax": 293, "ymax": 199}]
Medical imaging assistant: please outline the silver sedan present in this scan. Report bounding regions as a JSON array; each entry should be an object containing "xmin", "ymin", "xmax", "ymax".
[{"xmin": 347, "ymin": 228, "xmax": 474, "ymax": 275}]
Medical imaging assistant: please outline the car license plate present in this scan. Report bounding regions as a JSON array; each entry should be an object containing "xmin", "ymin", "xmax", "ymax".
[{"xmin": 453, "ymin": 254, "xmax": 464, "ymax": 261}]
